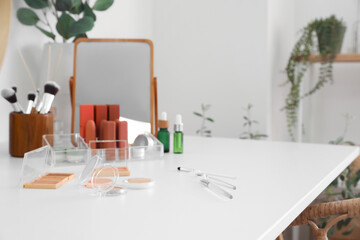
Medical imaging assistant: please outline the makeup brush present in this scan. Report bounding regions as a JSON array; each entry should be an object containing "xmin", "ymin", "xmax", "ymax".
[
  {"xmin": 25, "ymin": 93, "xmax": 36, "ymax": 114},
  {"xmin": 33, "ymin": 88, "xmax": 40, "ymax": 107},
  {"xmin": 1, "ymin": 88, "xmax": 24, "ymax": 113},
  {"xmin": 39, "ymin": 81, "xmax": 60, "ymax": 114}
]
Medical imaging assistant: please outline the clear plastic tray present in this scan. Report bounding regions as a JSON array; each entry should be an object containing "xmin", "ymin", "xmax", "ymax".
[
  {"xmin": 89, "ymin": 140, "xmax": 129, "ymax": 163},
  {"xmin": 42, "ymin": 133, "xmax": 89, "ymax": 165},
  {"xmin": 89, "ymin": 133, "xmax": 163, "ymax": 161}
]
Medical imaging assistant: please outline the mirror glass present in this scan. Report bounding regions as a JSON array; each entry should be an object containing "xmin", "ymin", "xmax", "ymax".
[
  {"xmin": 0, "ymin": 0, "xmax": 11, "ymax": 71},
  {"xmin": 73, "ymin": 40, "xmax": 154, "ymax": 142}
]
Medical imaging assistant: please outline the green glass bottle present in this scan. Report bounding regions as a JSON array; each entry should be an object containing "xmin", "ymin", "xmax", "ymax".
[
  {"xmin": 157, "ymin": 112, "xmax": 170, "ymax": 153},
  {"xmin": 173, "ymin": 114, "xmax": 183, "ymax": 154}
]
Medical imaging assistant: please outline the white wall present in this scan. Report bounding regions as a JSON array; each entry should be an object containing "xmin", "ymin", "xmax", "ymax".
[
  {"xmin": 0, "ymin": 1, "xmax": 49, "ymax": 143},
  {"xmin": 268, "ymin": 0, "xmax": 296, "ymax": 141},
  {"xmin": 153, "ymin": 0, "xmax": 270, "ymax": 138},
  {"xmin": 88, "ymin": 0, "xmax": 153, "ymax": 39}
]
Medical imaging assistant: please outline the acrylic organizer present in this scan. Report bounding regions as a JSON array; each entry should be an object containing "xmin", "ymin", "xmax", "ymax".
[
  {"xmin": 89, "ymin": 139, "xmax": 129, "ymax": 162},
  {"xmin": 20, "ymin": 145, "xmax": 77, "ymax": 189},
  {"xmin": 42, "ymin": 133, "xmax": 89, "ymax": 165},
  {"xmin": 89, "ymin": 133, "xmax": 164, "ymax": 162},
  {"xmin": 9, "ymin": 112, "xmax": 54, "ymax": 157}
]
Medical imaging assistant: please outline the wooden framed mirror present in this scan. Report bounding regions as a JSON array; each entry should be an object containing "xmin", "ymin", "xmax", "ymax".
[
  {"xmin": 0, "ymin": 0, "xmax": 11, "ymax": 70},
  {"xmin": 70, "ymin": 39, "xmax": 157, "ymax": 143}
]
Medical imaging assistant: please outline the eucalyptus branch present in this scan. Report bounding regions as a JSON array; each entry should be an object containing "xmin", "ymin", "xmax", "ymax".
[
  {"xmin": 42, "ymin": 9, "xmax": 55, "ymax": 37},
  {"xmin": 17, "ymin": 0, "xmax": 113, "ymax": 42}
]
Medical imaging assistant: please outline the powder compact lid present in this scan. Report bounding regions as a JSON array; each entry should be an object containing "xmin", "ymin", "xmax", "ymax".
[
  {"xmin": 80, "ymin": 155, "xmax": 120, "ymax": 195},
  {"xmin": 123, "ymin": 178, "xmax": 155, "ymax": 189},
  {"xmin": 79, "ymin": 155, "xmax": 101, "ymax": 185}
]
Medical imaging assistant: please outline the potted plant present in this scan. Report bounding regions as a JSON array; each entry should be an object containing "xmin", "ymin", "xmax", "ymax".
[
  {"xmin": 284, "ymin": 15, "xmax": 346, "ymax": 140},
  {"xmin": 16, "ymin": 0, "xmax": 114, "ymax": 133}
]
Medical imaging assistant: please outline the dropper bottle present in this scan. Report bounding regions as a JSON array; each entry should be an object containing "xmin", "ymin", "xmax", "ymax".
[
  {"xmin": 157, "ymin": 112, "xmax": 170, "ymax": 153},
  {"xmin": 173, "ymin": 114, "xmax": 183, "ymax": 154}
]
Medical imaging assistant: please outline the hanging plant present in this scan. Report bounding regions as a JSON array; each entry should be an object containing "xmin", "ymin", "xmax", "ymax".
[
  {"xmin": 16, "ymin": 0, "xmax": 114, "ymax": 42},
  {"xmin": 284, "ymin": 15, "xmax": 346, "ymax": 140}
]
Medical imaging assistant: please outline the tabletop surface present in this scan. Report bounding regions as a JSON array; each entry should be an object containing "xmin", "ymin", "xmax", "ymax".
[{"xmin": 0, "ymin": 136, "xmax": 358, "ymax": 240}]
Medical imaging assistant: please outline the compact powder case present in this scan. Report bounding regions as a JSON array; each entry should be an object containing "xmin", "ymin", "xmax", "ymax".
[
  {"xmin": 123, "ymin": 178, "xmax": 155, "ymax": 189},
  {"xmin": 80, "ymin": 155, "xmax": 126, "ymax": 196}
]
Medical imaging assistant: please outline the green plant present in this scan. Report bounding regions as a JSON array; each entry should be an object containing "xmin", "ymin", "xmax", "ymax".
[
  {"xmin": 193, "ymin": 104, "xmax": 214, "ymax": 137},
  {"xmin": 17, "ymin": 0, "xmax": 114, "ymax": 42},
  {"xmin": 317, "ymin": 113, "xmax": 359, "ymax": 236},
  {"xmin": 240, "ymin": 104, "xmax": 267, "ymax": 140},
  {"xmin": 284, "ymin": 15, "xmax": 346, "ymax": 140}
]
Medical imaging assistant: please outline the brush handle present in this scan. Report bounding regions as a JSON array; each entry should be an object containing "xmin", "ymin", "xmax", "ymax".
[
  {"xmin": 36, "ymin": 95, "xmax": 45, "ymax": 112},
  {"xmin": 33, "ymin": 90, "xmax": 40, "ymax": 107},
  {"xmin": 178, "ymin": 167, "xmax": 194, "ymax": 173},
  {"xmin": 202, "ymin": 172, "xmax": 236, "ymax": 180},
  {"xmin": 11, "ymin": 102, "xmax": 23, "ymax": 113},
  {"xmin": 200, "ymin": 179, "xmax": 233, "ymax": 199},
  {"xmin": 40, "ymin": 94, "xmax": 54, "ymax": 114},
  {"xmin": 207, "ymin": 176, "xmax": 236, "ymax": 190},
  {"xmin": 25, "ymin": 100, "xmax": 34, "ymax": 114}
]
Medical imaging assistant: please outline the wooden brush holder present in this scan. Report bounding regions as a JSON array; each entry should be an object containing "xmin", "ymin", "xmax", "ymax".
[{"xmin": 9, "ymin": 112, "xmax": 54, "ymax": 157}]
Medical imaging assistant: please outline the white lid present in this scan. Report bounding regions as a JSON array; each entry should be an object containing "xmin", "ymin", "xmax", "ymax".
[
  {"xmin": 174, "ymin": 114, "xmax": 183, "ymax": 131},
  {"xmin": 160, "ymin": 112, "xmax": 167, "ymax": 121},
  {"xmin": 175, "ymin": 114, "xmax": 183, "ymax": 125}
]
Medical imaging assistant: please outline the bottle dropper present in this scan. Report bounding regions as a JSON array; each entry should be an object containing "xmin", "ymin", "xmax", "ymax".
[{"xmin": 173, "ymin": 114, "xmax": 183, "ymax": 154}]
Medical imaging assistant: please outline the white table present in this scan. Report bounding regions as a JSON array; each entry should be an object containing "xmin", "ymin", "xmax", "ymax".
[{"xmin": 0, "ymin": 136, "xmax": 358, "ymax": 240}]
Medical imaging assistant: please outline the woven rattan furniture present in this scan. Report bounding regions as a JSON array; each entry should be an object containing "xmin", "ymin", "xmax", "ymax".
[{"xmin": 284, "ymin": 198, "xmax": 360, "ymax": 240}]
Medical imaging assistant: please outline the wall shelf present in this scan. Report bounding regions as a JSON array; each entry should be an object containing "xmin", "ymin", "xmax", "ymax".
[{"xmin": 308, "ymin": 53, "xmax": 360, "ymax": 63}]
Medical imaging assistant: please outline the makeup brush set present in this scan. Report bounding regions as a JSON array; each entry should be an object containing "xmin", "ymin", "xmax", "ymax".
[
  {"xmin": 178, "ymin": 167, "xmax": 237, "ymax": 199},
  {"xmin": 1, "ymin": 81, "xmax": 60, "ymax": 114},
  {"xmin": 3, "ymin": 82, "xmax": 61, "ymax": 157},
  {"xmin": 3, "ymin": 46, "xmax": 65, "ymax": 157}
]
